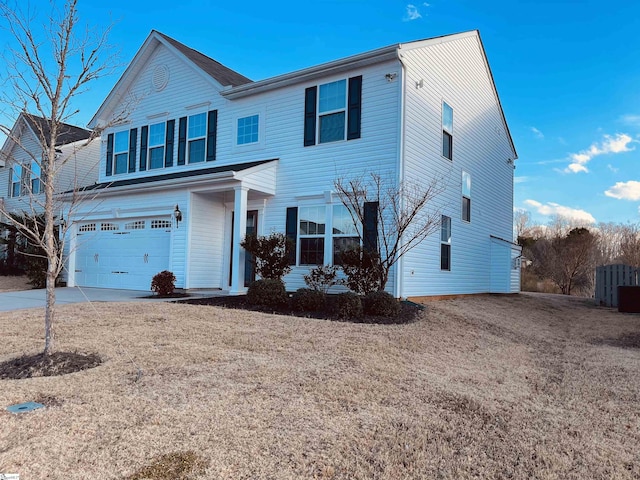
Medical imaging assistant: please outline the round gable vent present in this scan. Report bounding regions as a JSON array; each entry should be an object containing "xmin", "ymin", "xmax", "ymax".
[{"xmin": 152, "ymin": 64, "xmax": 170, "ymax": 91}]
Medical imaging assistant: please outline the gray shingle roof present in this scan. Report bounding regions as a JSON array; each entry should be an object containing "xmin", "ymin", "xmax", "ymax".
[
  {"xmin": 155, "ymin": 31, "xmax": 252, "ymax": 87},
  {"xmin": 24, "ymin": 113, "xmax": 91, "ymax": 147}
]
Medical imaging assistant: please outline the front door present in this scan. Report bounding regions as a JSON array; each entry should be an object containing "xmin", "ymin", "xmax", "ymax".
[{"xmin": 229, "ymin": 210, "xmax": 258, "ymax": 288}]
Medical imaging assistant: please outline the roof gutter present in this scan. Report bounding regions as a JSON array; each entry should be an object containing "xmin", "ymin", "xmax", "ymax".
[{"xmin": 221, "ymin": 45, "xmax": 399, "ymax": 100}]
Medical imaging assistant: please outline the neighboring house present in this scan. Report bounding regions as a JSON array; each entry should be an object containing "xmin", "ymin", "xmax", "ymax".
[
  {"xmin": 0, "ymin": 113, "xmax": 99, "ymax": 263},
  {"xmin": 65, "ymin": 29, "xmax": 520, "ymax": 296}
]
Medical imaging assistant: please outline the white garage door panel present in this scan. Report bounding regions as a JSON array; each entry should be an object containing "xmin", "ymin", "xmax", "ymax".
[{"xmin": 75, "ymin": 219, "xmax": 171, "ymax": 290}]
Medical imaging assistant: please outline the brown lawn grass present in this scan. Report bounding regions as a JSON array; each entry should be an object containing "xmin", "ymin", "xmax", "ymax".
[
  {"xmin": 0, "ymin": 275, "xmax": 30, "ymax": 292},
  {"xmin": 0, "ymin": 292, "xmax": 639, "ymax": 479}
]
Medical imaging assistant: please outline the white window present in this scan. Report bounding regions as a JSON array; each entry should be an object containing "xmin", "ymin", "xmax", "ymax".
[
  {"xmin": 187, "ymin": 112, "xmax": 206, "ymax": 163},
  {"xmin": 318, "ymin": 79, "xmax": 346, "ymax": 143},
  {"xmin": 114, "ymin": 131, "xmax": 129, "ymax": 174},
  {"xmin": 332, "ymin": 204, "xmax": 359, "ymax": 265},
  {"xmin": 462, "ymin": 171, "xmax": 471, "ymax": 222},
  {"xmin": 441, "ymin": 215, "xmax": 451, "ymax": 271},
  {"xmin": 125, "ymin": 220, "xmax": 145, "ymax": 230},
  {"xmin": 237, "ymin": 114, "xmax": 259, "ymax": 145},
  {"xmin": 442, "ymin": 102, "xmax": 453, "ymax": 160},
  {"xmin": 148, "ymin": 122, "xmax": 165, "ymax": 170},
  {"xmin": 151, "ymin": 219, "xmax": 172, "ymax": 229},
  {"xmin": 79, "ymin": 223, "xmax": 96, "ymax": 232},
  {"xmin": 10, "ymin": 164, "xmax": 22, "ymax": 197},
  {"xmin": 101, "ymin": 222, "xmax": 119, "ymax": 231},
  {"xmin": 30, "ymin": 162, "xmax": 41, "ymax": 194},
  {"xmin": 298, "ymin": 206, "xmax": 326, "ymax": 265}
]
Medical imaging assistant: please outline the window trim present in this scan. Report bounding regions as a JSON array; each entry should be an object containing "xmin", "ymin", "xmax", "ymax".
[
  {"xmin": 440, "ymin": 215, "xmax": 451, "ymax": 271},
  {"xmin": 332, "ymin": 204, "xmax": 360, "ymax": 265},
  {"xmin": 236, "ymin": 114, "xmax": 260, "ymax": 146},
  {"xmin": 10, "ymin": 164, "xmax": 22, "ymax": 197},
  {"xmin": 317, "ymin": 79, "xmax": 347, "ymax": 144},
  {"xmin": 187, "ymin": 112, "xmax": 207, "ymax": 164},
  {"xmin": 442, "ymin": 101, "xmax": 453, "ymax": 161},
  {"xmin": 148, "ymin": 121, "xmax": 166, "ymax": 170},
  {"xmin": 298, "ymin": 205, "xmax": 327, "ymax": 266},
  {"xmin": 113, "ymin": 130, "xmax": 129, "ymax": 175},
  {"xmin": 462, "ymin": 171, "xmax": 471, "ymax": 223}
]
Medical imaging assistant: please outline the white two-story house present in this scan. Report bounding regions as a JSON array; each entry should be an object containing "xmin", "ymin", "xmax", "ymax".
[
  {"xmin": 64, "ymin": 29, "xmax": 520, "ymax": 297},
  {"xmin": 0, "ymin": 113, "xmax": 99, "ymax": 264}
]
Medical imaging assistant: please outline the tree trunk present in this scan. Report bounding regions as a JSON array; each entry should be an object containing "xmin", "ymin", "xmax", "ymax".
[{"xmin": 43, "ymin": 149, "xmax": 57, "ymax": 356}]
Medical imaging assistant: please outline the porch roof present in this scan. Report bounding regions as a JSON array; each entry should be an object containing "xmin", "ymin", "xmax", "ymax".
[{"xmin": 73, "ymin": 159, "xmax": 278, "ymax": 195}]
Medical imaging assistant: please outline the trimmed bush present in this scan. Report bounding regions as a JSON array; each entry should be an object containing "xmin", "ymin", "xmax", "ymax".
[
  {"xmin": 151, "ymin": 270, "xmax": 176, "ymax": 296},
  {"xmin": 363, "ymin": 291, "xmax": 400, "ymax": 317},
  {"xmin": 240, "ymin": 233, "xmax": 292, "ymax": 280},
  {"xmin": 247, "ymin": 279, "xmax": 288, "ymax": 308},
  {"xmin": 304, "ymin": 265, "xmax": 340, "ymax": 294},
  {"xmin": 330, "ymin": 292, "xmax": 363, "ymax": 319},
  {"xmin": 291, "ymin": 288, "xmax": 325, "ymax": 312},
  {"xmin": 340, "ymin": 246, "xmax": 383, "ymax": 295}
]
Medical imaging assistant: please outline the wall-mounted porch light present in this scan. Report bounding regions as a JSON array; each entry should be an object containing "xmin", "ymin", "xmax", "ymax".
[{"xmin": 174, "ymin": 204, "xmax": 183, "ymax": 228}]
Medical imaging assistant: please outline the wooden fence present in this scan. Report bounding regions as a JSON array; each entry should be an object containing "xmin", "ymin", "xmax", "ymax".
[{"xmin": 595, "ymin": 264, "xmax": 639, "ymax": 307}]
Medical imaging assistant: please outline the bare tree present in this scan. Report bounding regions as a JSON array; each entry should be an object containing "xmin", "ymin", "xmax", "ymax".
[
  {"xmin": 0, "ymin": 0, "xmax": 120, "ymax": 355},
  {"xmin": 619, "ymin": 223, "xmax": 640, "ymax": 267},
  {"xmin": 514, "ymin": 209, "xmax": 532, "ymax": 241},
  {"xmin": 334, "ymin": 172, "xmax": 445, "ymax": 292}
]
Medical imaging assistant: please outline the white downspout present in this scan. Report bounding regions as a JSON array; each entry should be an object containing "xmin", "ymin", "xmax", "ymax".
[{"xmin": 394, "ymin": 48, "xmax": 407, "ymax": 299}]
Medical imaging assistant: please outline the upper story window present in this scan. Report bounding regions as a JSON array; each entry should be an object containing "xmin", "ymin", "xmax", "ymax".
[
  {"xmin": 332, "ymin": 204, "xmax": 359, "ymax": 265},
  {"xmin": 10, "ymin": 164, "xmax": 22, "ymax": 197},
  {"xmin": 237, "ymin": 114, "xmax": 259, "ymax": 145},
  {"xmin": 318, "ymin": 80, "xmax": 346, "ymax": 143},
  {"xmin": 29, "ymin": 162, "xmax": 42, "ymax": 194},
  {"xmin": 441, "ymin": 215, "xmax": 451, "ymax": 271},
  {"xmin": 304, "ymin": 76, "xmax": 362, "ymax": 147},
  {"xmin": 462, "ymin": 171, "xmax": 471, "ymax": 222},
  {"xmin": 187, "ymin": 112, "xmax": 206, "ymax": 163},
  {"xmin": 114, "ymin": 131, "xmax": 129, "ymax": 174},
  {"xmin": 148, "ymin": 122, "xmax": 166, "ymax": 170},
  {"xmin": 442, "ymin": 102, "xmax": 453, "ymax": 160}
]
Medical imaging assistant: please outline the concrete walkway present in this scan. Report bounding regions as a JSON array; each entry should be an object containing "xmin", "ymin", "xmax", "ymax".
[{"xmin": 0, "ymin": 287, "xmax": 177, "ymax": 312}]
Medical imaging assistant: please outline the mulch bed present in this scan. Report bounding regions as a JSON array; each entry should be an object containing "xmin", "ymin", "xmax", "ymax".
[
  {"xmin": 177, "ymin": 295, "xmax": 424, "ymax": 325},
  {"xmin": 140, "ymin": 292, "xmax": 191, "ymax": 299},
  {"xmin": 0, "ymin": 351, "xmax": 102, "ymax": 380}
]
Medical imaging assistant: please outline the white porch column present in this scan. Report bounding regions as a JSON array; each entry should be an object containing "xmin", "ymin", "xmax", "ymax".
[
  {"xmin": 66, "ymin": 222, "xmax": 77, "ymax": 287},
  {"xmin": 230, "ymin": 185, "xmax": 249, "ymax": 294}
]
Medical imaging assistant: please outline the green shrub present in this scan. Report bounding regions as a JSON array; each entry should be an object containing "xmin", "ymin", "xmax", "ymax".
[
  {"xmin": 151, "ymin": 270, "xmax": 176, "ymax": 296},
  {"xmin": 291, "ymin": 288, "xmax": 325, "ymax": 311},
  {"xmin": 363, "ymin": 291, "xmax": 400, "ymax": 317},
  {"xmin": 241, "ymin": 233, "xmax": 292, "ymax": 280},
  {"xmin": 304, "ymin": 265, "xmax": 340, "ymax": 294},
  {"xmin": 339, "ymin": 246, "xmax": 383, "ymax": 295},
  {"xmin": 247, "ymin": 279, "xmax": 288, "ymax": 308},
  {"xmin": 330, "ymin": 292, "xmax": 363, "ymax": 319}
]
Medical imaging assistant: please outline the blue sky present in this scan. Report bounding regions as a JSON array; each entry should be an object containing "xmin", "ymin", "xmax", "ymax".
[{"xmin": 2, "ymin": 0, "xmax": 639, "ymax": 225}]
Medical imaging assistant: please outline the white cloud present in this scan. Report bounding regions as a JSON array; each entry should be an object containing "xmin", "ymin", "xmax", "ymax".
[
  {"xmin": 620, "ymin": 114, "xmax": 640, "ymax": 127},
  {"xmin": 564, "ymin": 133, "xmax": 635, "ymax": 174},
  {"xmin": 531, "ymin": 127, "xmax": 544, "ymax": 139},
  {"xmin": 404, "ymin": 4, "xmax": 422, "ymax": 21},
  {"xmin": 524, "ymin": 199, "xmax": 596, "ymax": 224},
  {"xmin": 607, "ymin": 164, "xmax": 619, "ymax": 173},
  {"xmin": 604, "ymin": 181, "xmax": 640, "ymax": 201},
  {"xmin": 514, "ymin": 176, "xmax": 529, "ymax": 184}
]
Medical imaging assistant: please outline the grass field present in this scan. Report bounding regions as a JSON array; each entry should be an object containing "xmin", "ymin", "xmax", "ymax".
[
  {"xmin": 0, "ymin": 293, "xmax": 638, "ymax": 479},
  {"xmin": 0, "ymin": 275, "xmax": 30, "ymax": 292}
]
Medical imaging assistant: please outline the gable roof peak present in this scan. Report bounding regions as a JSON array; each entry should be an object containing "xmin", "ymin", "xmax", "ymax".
[
  {"xmin": 153, "ymin": 30, "xmax": 252, "ymax": 88},
  {"xmin": 22, "ymin": 113, "xmax": 92, "ymax": 147}
]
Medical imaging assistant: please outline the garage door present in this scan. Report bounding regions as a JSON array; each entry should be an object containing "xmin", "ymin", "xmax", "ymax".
[{"xmin": 74, "ymin": 218, "xmax": 171, "ymax": 290}]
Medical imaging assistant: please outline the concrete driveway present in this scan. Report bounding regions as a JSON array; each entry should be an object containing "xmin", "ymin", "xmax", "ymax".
[{"xmin": 0, "ymin": 287, "xmax": 167, "ymax": 312}]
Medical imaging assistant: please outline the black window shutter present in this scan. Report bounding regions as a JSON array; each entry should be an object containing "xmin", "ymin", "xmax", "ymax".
[
  {"xmin": 128, "ymin": 129, "xmax": 137, "ymax": 173},
  {"xmin": 177, "ymin": 117, "xmax": 187, "ymax": 166},
  {"xmin": 285, "ymin": 207, "xmax": 298, "ymax": 265},
  {"xmin": 165, "ymin": 120, "xmax": 175, "ymax": 167},
  {"xmin": 139, "ymin": 125, "xmax": 148, "ymax": 171},
  {"xmin": 363, "ymin": 201, "xmax": 378, "ymax": 252},
  {"xmin": 206, "ymin": 110, "xmax": 217, "ymax": 162},
  {"xmin": 347, "ymin": 75, "xmax": 362, "ymax": 140},
  {"xmin": 105, "ymin": 133, "xmax": 114, "ymax": 177},
  {"xmin": 304, "ymin": 86, "xmax": 317, "ymax": 146}
]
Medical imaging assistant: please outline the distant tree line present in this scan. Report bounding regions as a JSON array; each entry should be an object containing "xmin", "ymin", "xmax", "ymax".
[{"xmin": 516, "ymin": 211, "xmax": 640, "ymax": 296}]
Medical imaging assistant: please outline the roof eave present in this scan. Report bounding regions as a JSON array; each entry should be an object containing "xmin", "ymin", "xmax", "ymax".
[{"xmin": 221, "ymin": 46, "xmax": 399, "ymax": 100}]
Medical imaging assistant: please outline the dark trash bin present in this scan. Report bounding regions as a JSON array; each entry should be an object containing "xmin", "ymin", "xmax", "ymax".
[{"xmin": 618, "ymin": 286, "xmax": 640, "ymax": 313}]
